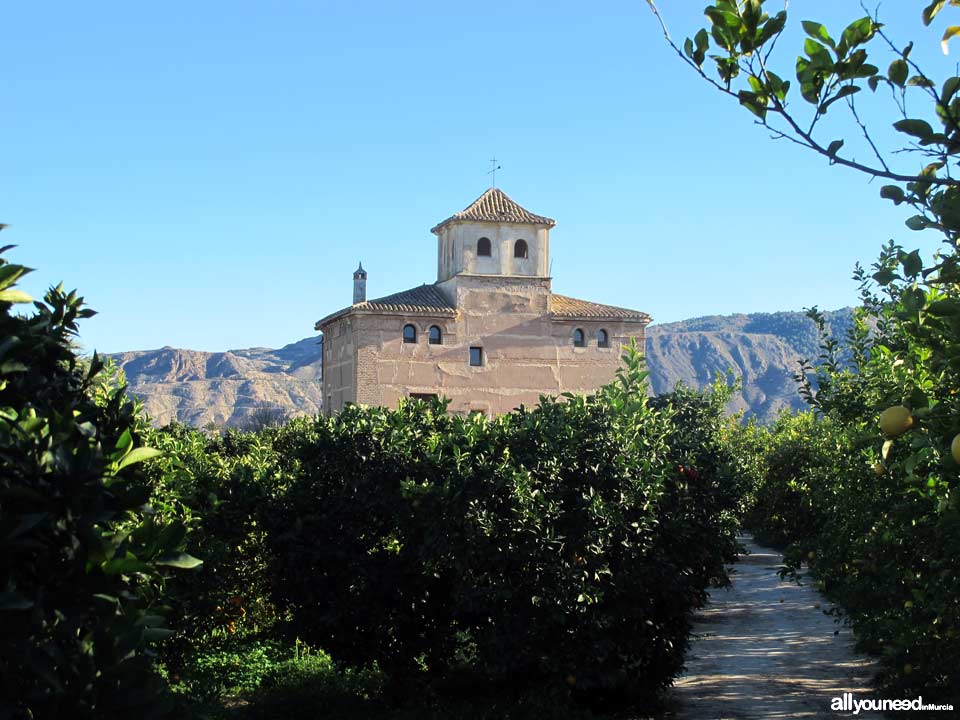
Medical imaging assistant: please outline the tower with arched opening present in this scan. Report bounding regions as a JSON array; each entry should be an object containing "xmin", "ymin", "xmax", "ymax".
[{"xmin": 317, "ymin": 188, "xmax": 650, "ymax": 415}]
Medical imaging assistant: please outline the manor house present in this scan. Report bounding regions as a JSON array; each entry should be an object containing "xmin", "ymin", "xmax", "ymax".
[{"xmin": 316, "ymin": 188, "xmax": 650, "ymax": 415}]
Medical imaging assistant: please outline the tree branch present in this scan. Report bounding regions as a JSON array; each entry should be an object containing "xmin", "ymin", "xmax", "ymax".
[{"xmin": 646, "ymin": 0, "xmax": 960, "ymax": 187}]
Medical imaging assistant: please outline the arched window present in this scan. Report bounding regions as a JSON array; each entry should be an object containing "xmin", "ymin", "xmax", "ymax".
[
  {"xmin": 429, "ymin": 325, "xmax": 443, "ymax": 345},
  {"xmin": 403, "ymin": 324, "xmax": 417, "ymax": 344},
  {"xmin": 514, "ymin": 239, "xmax": 529, "ymax": 259},
  {"xmin": 597, "ymin": 329, "xmax": 609, "ymax": 348},
  {"xmin": 477, "ymin": 237, "xmax": 491, "ymax": 257},
  {"xmin": 573, "ymin": 328, "xmax": 585, "ymax": 347}
]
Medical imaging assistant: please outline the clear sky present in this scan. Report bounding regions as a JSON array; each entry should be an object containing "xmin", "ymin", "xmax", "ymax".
[{"xmin": 3, "ymin": 1, "xmax": 953, "ymax": 353}]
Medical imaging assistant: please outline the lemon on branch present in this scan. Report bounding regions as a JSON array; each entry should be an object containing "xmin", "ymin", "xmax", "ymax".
[{"xmin": 880, "ymin": 406, "xmax": 914, "ymax": 438}]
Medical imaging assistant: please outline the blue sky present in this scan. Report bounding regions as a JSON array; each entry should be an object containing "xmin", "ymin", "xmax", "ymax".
[{"xmin": 3, "ymin": 1, "xmax": 953, "ymax": 352}]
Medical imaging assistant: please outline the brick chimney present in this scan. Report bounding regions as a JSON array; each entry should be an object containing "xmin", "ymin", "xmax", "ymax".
[{"xmin": 353, "ymin": 262, "xmax": 367, "ymax": 305}]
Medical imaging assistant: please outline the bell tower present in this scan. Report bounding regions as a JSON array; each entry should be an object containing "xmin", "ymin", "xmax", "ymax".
[{"xmin": 430, "ymin": 188, "xmax": 555, "ymax": 283}]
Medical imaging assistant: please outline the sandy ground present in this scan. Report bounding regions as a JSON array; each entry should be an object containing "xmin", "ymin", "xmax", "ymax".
[{"xmin": 667, "ymin": 537, "xmax": 882, "ymax": 719}]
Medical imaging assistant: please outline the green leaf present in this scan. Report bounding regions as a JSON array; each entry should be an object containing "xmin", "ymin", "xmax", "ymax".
[
  {"xmin": 840, "ymin": 17, "xmax": 876, "ymax": 55},
  {"xmin": 894, "ymin": 118, "xmax": 935, "ymax": 139},
  {"xmin": 102, "ymin": 556, "xmax": 151, "ymax": 575},
  {"xmin": 925, "ymin": 0, "xmax": 947, "ymax": 26},
  {"xmin": 116, "ymin": 446, "xmax": 163, "ymax": 471},
  {"xmin": 3, "ymin": 512, "xmax": 47, "ymax": 541},
  {"xmin": 942, "ymin": 76, "xmax": 960, "ymax": 102},
  {"xmin": 826, "ymin": 139, "xmax": 844, "ymax": 157},
  {"xmin": 704, "ymin": 6, "xmax": 742, "ymax": 30},
  {"xmin": 901, "ymin": 249, "xmax": 923, "ymax": 277},
  {"xmin": 157, "ymin": 520, "xmax": 188, "ymax": 553},
  {"xmin": 820, "ymin": 85, "xmax": 860, "ymax": 113},
  {"xmin": 942, "ymin": 26, "xmax": 960, "ymax": 54},
  {"xmin": 801, "ymin": 20, "xmax": 835, "ymax": 49},
  {"xmin": 0, "ymin": 289, "xmax": 33, "ymax": 304},
  {"xmin": 928, "ymin": 298, "xmax": 960, "ymax": 315},
  {"xmin": 758, "ymin": 11, "xmax": 786, "ymax": 44},
  {"xmin": 765, "ymin": 70, "xmax": 789, "ymax": 101},
  {"xmin": 695, "ymin": 28, "xmax": 709, "ymax": 52},
  {"xmin": 873, "ymin": 268, "xmax": 896, "ymax": 285},
  {"xmin": 144, "ymin": 627, "xmax": 176, "ymax": 642},
  {"xmin": 888, "ymin": 59, "xmax": 908, "ymax": 87},
  {"xmin": 880, "ymin": 185, "xmax": 906, "ymax": 204},
  {"xmin": 905, "ymin": 215, "xmax": 930, "ymax": 230},
  {"xmin": 737, "ymin": 90, "xmax": 768, "ymax": 119},
  {"xmin": 804, "ymin": 38, "xmax": 831, "ymax": 62},
  {"xmin": 135, "ymin": 614, "xmax": 168, "ymax": 627},
  {"xmin": 0, "ymin": 591, "xmax": 34, "ymax": 611},
  {"xmin": 156, "ymin": 553, "xmax": 203, "ymax": 569},
  {"xmin": 0, "ymin": 264, "xmax": 31, "ymax": 291},
  {"xmin": 115, "ymin": 428, "xmax": 133, "ymax": 452}
]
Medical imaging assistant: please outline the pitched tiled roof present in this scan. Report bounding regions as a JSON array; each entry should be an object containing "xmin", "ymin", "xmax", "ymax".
[
  {"xmin": 315, "ymin": 284, "xmax": 455, "ymax": 329},
  {"xmin": 551, "ymin": 294, "xmax": 651, "ymax": 323},
  {"xmin": 431, "ymin": 188, "xmax": 556, "ymax": 233}
]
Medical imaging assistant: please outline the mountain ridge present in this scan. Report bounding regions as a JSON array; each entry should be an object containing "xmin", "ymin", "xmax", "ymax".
[{"xmin": 109, "ymin": 308, "xmax": 854, "ymax": 427}]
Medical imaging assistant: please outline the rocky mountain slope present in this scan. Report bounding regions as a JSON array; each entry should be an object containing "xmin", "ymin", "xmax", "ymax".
[
  {"xmin": 109, "ymin": 336, "xmax": 323, "ymax": 428},
  {"xmin": 110, "ymin": 309, "xmax": 854, "ymax": 427},
  {"xmin": 646, "ymin": 308, "xmax": 854, "ymax": 422}
]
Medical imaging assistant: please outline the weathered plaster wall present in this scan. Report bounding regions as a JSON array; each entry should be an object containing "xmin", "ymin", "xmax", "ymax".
[
  {"xmin": 436, "ymin": 221, "xmax": 549, "ymax": 282},
  {"xmin": 348, "ymin": 276, "xmax": 646, "ymax": 415},
  {"xmin": 321, "ymin": 317, "xmax": 357, "ymax": 413}
]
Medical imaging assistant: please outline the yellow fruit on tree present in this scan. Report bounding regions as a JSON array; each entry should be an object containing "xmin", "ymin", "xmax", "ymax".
[
  {"xmin": 873, "ymin": 462, "xmax": 885, "ymax": 477},
  {"xmin": 880, "ymin": 406, "xmax": 914, "ymax": 438},
  {"xmin": 565, "ymin": 674, "xmax": 576, "ymax": 687},
  {"xmin": 952, "ymin": 434, "xmax": 960, "ymax": 464}
]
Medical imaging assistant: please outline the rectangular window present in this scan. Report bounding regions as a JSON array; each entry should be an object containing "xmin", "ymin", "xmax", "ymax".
[
  {"xmin": 469, "ymin": 346, "xmax": 483, "ymax": 367},
  {"xmin": 409, "ymin": 393, "xmax": 438, "ymax": 402}
]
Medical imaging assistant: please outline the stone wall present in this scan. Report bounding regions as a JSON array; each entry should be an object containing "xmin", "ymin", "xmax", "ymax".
[
  {"xmin": 321, "ymin": 317, "xmax": 357, "ymax": 413},
  {"xmin": 342, "ymin": 276, "xmax": 646, "ymax": 415}
]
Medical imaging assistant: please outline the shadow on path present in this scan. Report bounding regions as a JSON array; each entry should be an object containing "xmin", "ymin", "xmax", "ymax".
[{"xmin": 667, "ymin": 536, "xmax": 880, "ymax": 719}]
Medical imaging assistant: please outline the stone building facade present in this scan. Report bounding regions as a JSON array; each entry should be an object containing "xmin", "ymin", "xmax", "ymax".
[{"xmin": 316, "ymin": 188, "xmax": 650, "ymax": 415}]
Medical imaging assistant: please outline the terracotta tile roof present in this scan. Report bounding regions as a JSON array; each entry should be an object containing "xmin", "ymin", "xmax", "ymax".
[
  {"xmin": 431, "ymin": 188, "xmax": 556, "ymax": 233},
  {"xmin": 316, "ymin": 284, "xmax": 455, "ymax": 329},
  {"xmin": 551, "ymin": 294, "xmax": 651, "ymax": 323}
]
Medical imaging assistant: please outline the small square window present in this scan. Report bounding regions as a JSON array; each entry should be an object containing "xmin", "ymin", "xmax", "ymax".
[{"xmin": 469, "ymin": 346, "xmax": 483, "ymax": 366}]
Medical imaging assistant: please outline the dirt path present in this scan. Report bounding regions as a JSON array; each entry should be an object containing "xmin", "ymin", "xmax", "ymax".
[{"xmin": 668, "ymin": 536, "xmax": 880, "ymax": 719}]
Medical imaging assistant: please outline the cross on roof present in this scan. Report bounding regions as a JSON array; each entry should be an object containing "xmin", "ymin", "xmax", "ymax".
[{"xmin": 487, "ymin": 157, "xmax": 501, "ymax": 188}]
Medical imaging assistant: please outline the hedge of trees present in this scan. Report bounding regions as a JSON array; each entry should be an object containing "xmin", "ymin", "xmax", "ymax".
[
  {"xmin": 0, "ymin": 242, "xmax": 746, "ymax": 718},
  {"xmin": 0, "ymin": 246, "xmax": 199, "ymax": 719},
  {"xmin": 8, "ymin": 4, "xmax": 960, "ymax": 710},
  {"xmin": 647, "ymin": 0, "xmax": 960, "ymax": 705}
]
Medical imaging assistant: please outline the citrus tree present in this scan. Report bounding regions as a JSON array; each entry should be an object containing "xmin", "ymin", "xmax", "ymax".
[
  {"xmin": 645, "ymin": 0, "xmax": 960, "ymax": 699},
  {"xmin": 0, "ymin": 243, "xmax": 198, "ymax": 719}
]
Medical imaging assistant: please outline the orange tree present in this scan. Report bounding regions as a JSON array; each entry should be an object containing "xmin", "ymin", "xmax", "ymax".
[
  {"xmin": 0, "ymin": 244, "xmax": 199, "ymax": 719},
  {"xmin": 263, "ymin": 344, "xmax": 742, "ymax": 710},
  {"xmin": 646, "ymin": 0, "xmax": 960, "ymax": 700}
]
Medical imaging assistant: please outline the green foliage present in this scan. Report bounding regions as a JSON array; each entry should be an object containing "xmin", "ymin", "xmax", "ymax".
[
  {"xmin": 0, "ymin": 250, "xmax": 747, "ymax": 716},
  {"xmin": 0, "ymin": 247, "xmax": 194, "ymax": 719},
  {"xmin": 652, "ymin": 0, "xmax": 960, "ymax": 701},
  {"xmin": 262, "ymin": 344, "xmax": 741, "ymax": 709},
  {"xmin": 650, "ymin": 376, "xmax": 745, "ymax": 587},
  {"xmin": 141, "ymin": 423, "xmax": 286, "ymax": 684}
]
